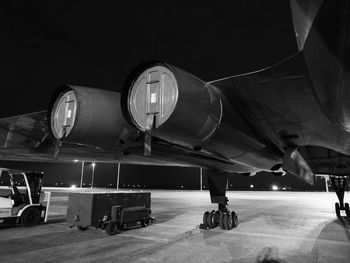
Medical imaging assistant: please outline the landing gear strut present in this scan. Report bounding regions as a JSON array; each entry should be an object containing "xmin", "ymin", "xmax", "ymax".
[
  {"xmin": 330, "ymin": 176, "xmax": 350, "ymax": 217},
  {"xmin": 201, "ymin": 197, "xmax": 238, "ymax": 230},
  {"xmin": 200, "ymin": 172, "xmax": 238, "ymax": 230}
]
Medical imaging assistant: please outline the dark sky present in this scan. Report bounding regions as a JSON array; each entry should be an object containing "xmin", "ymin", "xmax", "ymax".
[
  {"xmin": 0, "ymin": 1, "xmax": 313, "ymax": 190},
  {"xmin": 0, "ymin": 0, "xmax": 297, "ymax": 117}
]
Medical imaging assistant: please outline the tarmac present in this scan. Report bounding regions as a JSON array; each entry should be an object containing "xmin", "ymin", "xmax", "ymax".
[{"xmin": 0, "ymin": 189, "xmax": 349, "ymax": 263}]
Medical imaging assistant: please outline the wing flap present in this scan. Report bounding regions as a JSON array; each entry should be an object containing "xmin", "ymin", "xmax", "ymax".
[{"xmin": 283, "ymin": 148, "xmax": 314, "ymax": 185}]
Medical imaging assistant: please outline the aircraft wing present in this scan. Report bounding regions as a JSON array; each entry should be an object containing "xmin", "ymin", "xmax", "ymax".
[
  {"xmin": 0, "ymin": 111, "xmax": 241, "ymax": 172},
  {"xmin": 208, "ymin": 51, "xmax": 350, "ymax": 181},
  {"xmin": 0, "ymin": 111, "xmax": 120, "ymax": 162}
]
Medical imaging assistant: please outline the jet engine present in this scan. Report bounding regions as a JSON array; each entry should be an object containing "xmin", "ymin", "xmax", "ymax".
[
  {"xmin": 49, "ymin": 85, "xmax": 136, "ymax": 148},
  {"xmin": 122, "ymin": 62, "xmax": 282, "ymax": 171}
]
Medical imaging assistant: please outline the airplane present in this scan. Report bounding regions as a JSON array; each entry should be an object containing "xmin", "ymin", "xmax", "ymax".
[{"xmin": 0, "ymin": 0, "xmax": 349, "ymax": 230}]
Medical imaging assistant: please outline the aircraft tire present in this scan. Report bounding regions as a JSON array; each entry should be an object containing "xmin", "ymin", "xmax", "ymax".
[
  {"xmin": 335, "ymin": 202, "xmax": 341, "ymax": 217},
  {"xmin": 206, "ymin": 210, "xmax": 216, "ymax": 228},
  {"xmin": 223, "ymin": 212, "xmax": 233, "ymax": 230},
  {"xmin": 219, "ymin": 212, "xmax": 225, "ymax": 230},
  {"xmin": 21, "ymin": 207, "xmax": 41, "ymax": 227},
  {"xmin": 231, "ymin": 211, "xmax": 238, "ymax": 228},
  {"xmin": 345, "ymin": 203, "xmax": 350, "ymax": 218},
  {"xmin": 203, "ymin": 211, "xmax": 209, "ymax": 225}
]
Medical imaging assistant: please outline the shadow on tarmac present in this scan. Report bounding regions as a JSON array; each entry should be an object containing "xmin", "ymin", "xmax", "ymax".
[
  {"xmin": 298, "ymin": 216, "xmax": 350, "ymax": 262},
  {"xmin": 255, "ymin": 247, "xmax": 286, "ymax": 263}
]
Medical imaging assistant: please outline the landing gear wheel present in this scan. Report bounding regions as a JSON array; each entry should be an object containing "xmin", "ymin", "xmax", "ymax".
[
  {"xmin": 77, "ymin": 225, "xmax": 89, "ymax": 231},
  {"xmin": 141, "ymin": 217, "xmax": 150, "ymax": 227},
  {"xmin": 206, "ymin": 210, "xmax": 216, "ymax": 229},
  {"xmin": 219, "ymin": 212, "xmax": 225, "ymax": 229},
  {"xmin": 335, "ymin": 202, "xmax": 341, "ymax": 217},
  {"xmin": 345, "ymin": 203, "xmax": 350, "ymax": 218},
  {"xmin": 203, "ymin": 211, "xmax": 209, "ymax": 225},
  {"xmin": 231, "ymin": 211, "xmax": 238, "ymax": 228},
  {"xmin": 21, "ymin": 207, "xmax": 41, "ymax": 227},
  {"xmin": 105, "ymin": 222, "xmax": 118, "ymax": 235},
  {"xmin": 223, "ymin": 212, "xmax": 233, "ymax": 230}
]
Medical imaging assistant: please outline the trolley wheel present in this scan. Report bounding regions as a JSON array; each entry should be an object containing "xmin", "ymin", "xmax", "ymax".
[
  {"xmin": 231, "ymin": 211, "xmax": 238, "ymax": 228},
  {"xmin": 219, "ymin": 212, "xmax": 225, "ymax": 230},
  {"xmin": 105, "ymin": 222, "xmax": 118, "ymax": 235},
  {"xmin": 141, "ymin": 217, "xmax": 150, "ymax": 227},
  {"xmin": 21, "ymin": 207, "xmax": 41, "ymax": 227},
  {"xmin": 345, "ymin": 203, "xmax": 350, "ymax": 218},
  {"xmin": 77, "ymin": 225, "xmax": 89, "ymax": 231},
  {"xmin": 206, "ymin": 210, "xmax": 216, "ymax": 229},
  {"xmin": 335, "ymin": 202, "xmax": 341, "ymax": 217}
]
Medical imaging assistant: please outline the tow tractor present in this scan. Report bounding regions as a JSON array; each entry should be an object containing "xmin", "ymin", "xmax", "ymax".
[{"xmin": 0, "ymin": 168, "xmax": 49, "ymax": 227}]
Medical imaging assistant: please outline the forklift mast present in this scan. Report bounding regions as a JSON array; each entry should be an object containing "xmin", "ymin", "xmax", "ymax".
[{"xmin": 25, "ymin": 172, "xmax": 44, "ymax": 204}]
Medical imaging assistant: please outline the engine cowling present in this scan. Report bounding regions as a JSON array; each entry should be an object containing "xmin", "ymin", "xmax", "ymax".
[
  {"xmin": 124, "ymin": 63, "xmax": 221, "ymax": 147},
  {"xmin": 49, "ymin": 85, "xmax": 136, "ymax": 148},
  {"xmin": 122, "ymin": 62, "xmax": 282, "ymax": 170}
]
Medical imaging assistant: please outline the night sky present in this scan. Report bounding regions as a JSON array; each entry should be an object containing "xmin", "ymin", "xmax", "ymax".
[{"xmin": 0, "ymin": 1, "xmax": 318, "ymax": 190}]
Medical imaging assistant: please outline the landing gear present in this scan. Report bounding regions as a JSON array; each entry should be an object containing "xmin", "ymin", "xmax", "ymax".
[
  {"xmin": 201, "ymin": 197, "xmax": 238, "ymax": 230},
  {"xmin": 330, "ymin": 176, "xmax": 349, "ymax": 217},
  {"xmin": 345, "ymin": 203, "xmax": 350, "ymax": 218},
  {"xmin": 200, "ymin": 172, "xmax": 239, "ymax": 230},
  {"xmin": 335, "ymin": 202, "xmax": 341, "ymax": 217}
]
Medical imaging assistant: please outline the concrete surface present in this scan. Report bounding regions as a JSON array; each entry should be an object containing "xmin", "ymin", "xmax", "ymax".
[{"xmin": 0, "ymin": 190, "xmax": 349, "ymax": 263}]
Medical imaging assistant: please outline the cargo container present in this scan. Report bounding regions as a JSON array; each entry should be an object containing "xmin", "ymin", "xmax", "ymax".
[{"xmin": 66, "ymin": 192, "xmax": 152, "ymax": 235}]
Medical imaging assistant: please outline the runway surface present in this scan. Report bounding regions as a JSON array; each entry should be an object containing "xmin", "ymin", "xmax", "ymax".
[{"xmin": 0, "ymin": 190, "xmax": 349, "ymax": 263}]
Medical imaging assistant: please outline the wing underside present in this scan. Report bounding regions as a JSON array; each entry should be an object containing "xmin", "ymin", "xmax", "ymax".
[{"xmin": 210, "ymin": 52, "xmax": 350, "ymax": 178}]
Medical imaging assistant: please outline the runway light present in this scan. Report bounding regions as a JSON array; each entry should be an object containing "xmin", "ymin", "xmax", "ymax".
[
  {"xmin": 282, "ymin": 187, "xmax": 286, "ymax": 191},
  {"xmin": 70, "ymin": 184, "xmax": 76, "ymax": 189},
  {"xmin": 250, "ymin": 184, "xmax": 254, "ymax": 189},
  {"xmin": 272, "ymin": 185, "xmax": 279, "ymax": 191}
]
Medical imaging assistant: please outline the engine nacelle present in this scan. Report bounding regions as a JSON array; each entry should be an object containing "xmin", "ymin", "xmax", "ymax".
[
  {"xmin": 49, "ymin": 85, "xmax": 135, "ymax": 148},
  {"xmin": 123, "ymin": 62, "xmax": 282, "ymax": 170},
  {"xmin": 124, "ymin": 63, "xmax": 221, "ymax": 147}
]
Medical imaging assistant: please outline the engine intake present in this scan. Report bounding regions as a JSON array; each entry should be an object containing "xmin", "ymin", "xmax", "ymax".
[
  {"xmin": 125, "ymin": 63, "xmax": 222, "ymax": 147},
  {"xmin": 49, "ymin": 85, "xmax": 135, "ymax": 148}
]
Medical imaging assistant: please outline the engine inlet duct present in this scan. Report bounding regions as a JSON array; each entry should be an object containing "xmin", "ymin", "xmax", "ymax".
[
  {"xmin": 49, "ymin": 85, "xmax": 135, "ymax": 149},
  {"xmin": 124, "ymin": 63, "xmax": 222, "ymax": 154}
]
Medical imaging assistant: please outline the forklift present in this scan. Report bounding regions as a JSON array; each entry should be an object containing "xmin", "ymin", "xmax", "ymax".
[{"xmin": 0, "ymin": 168, "xmax": 49, "ymax": 227}]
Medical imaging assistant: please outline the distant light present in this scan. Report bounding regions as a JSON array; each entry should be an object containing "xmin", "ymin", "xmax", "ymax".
[
  {"xmin": 272, "ymin": 185, "xmax": 279, "ymax": 191},
  {"xmin": 282, "ymin": 187, "xmax": 286, "ymax": 190},
  {"xmin": 181, "ymin": 185, "xmax": 184, "ymax": 189},
  {"xmin": 250, "ymin": 184, "xmax": 254, "ymax": 189},
  {"xmin": 73, "ymin": 160, "xmax": 78, "ymax": 163},
  {"xmin": 92, "ymin": 162, "xmax": 96, "ymax": 167},
  {"xmin": 70, "ymin": 184, "xmax": 76, "ymax": 189}
]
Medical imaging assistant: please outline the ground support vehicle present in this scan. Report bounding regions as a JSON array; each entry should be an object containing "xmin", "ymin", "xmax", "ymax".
[
  {"xmin": 66, "ymin": 192, "xmax": 152, "ymax": 235},
  {"xmin": 0, "ymin": 169, "xmax": 50, "ymax": 227}
]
